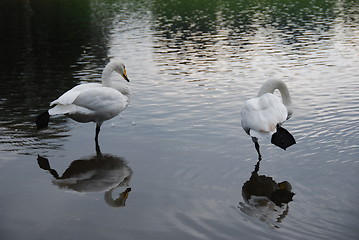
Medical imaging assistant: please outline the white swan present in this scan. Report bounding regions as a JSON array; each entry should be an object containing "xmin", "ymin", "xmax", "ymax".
[
  {"xmin": 36, "ymin": 61, "xmax": 130, "ymax": 142},
  {"xmin": 241, "ymin": 79, "xmax": 295, "ymax": 159}
]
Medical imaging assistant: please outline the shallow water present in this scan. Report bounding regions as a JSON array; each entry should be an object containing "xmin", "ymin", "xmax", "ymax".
[{"xmin": 0, "ymin": 0, "xmax": 358, "ymax": 239}]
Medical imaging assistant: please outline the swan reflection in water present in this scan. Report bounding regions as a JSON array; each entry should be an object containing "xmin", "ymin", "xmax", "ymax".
[
  {"xmin": 239, "ymin": 159, "xmax": 295, "ymax": 227},
  {"xmin": 37, "ymin": 143, "xmax": 132, "ymax": 207}
]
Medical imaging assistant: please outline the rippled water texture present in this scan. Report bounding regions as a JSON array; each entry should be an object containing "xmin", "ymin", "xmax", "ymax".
[{"xmin": 0, "ymin": 0, "xmax": 358, "ymax": 239}]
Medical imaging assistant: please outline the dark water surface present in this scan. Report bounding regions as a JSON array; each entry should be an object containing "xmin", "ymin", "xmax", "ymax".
[{"xmin": 0, "ymin": 0, "xmax": 358, "ymax": 239}]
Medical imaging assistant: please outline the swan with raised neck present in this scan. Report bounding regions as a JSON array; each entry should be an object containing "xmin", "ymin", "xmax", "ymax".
[
  {"xmin": 101, "ymin": 61, "xmax": 130, "ymax": 96},
  {"xmin": 36, "ymin": 60, "xmax": 132, "ymax": 143}
]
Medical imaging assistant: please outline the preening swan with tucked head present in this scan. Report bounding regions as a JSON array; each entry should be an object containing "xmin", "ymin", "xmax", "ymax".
[
  {"xmin": 36, "ymin": 61, "xmax": 131, "ymax": 143},
  {"xmin": 241, "ymin": 79, "xmax": 296, "ymax": 160}
]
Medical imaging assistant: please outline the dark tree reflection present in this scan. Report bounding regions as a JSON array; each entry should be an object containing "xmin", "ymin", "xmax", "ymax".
[{"xmin": 0, "ymin": 0, "xmax": 110, "ymax": 152}]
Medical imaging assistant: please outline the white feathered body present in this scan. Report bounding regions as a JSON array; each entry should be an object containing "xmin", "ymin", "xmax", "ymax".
[
  {"xmin": 241, "ymin": 93, "xmax": 288, "ymax": 140},
  {"xmin": 49, "ymin": 82, "xmax": 130, "ymax": 124}
]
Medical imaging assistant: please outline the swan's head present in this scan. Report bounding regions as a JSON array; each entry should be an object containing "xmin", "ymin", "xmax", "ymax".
[
  {"xmin": 109, "ymin": 61, "xmax": 130, "ymax": 82},
  {"xmin": 286, "ymin": 106, "xmax": 293, "ymax": 120},
  {"xmin": 278, "ymin": 181, "xmax": 292, "ymax": 191},
  {"xmin": 270, "ymin": 181, "xmax": 295, "ymax": 206}
]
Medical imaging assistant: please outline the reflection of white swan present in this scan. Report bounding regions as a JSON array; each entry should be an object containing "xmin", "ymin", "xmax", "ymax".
[
  {"xmin": 239, "ymin": 159, "xmax": 295, "ymax": 227},
  {"xmin": 50, "ymin": 155, "xmax": 132, "ymax": 193},
  {"xmin": 105, "ymin": 188, "xmax": 132, "ymax": 207},
  {"xmin": 37, "ymin": 143, "xmax": 133, "ymax": 207},
  {"xmin": 36, "ymin": 61, "xmax": 131, "ymax": 142},
  {"xmin": 241, "ymin": 79, "xmax": 295, "ymax": 159}
]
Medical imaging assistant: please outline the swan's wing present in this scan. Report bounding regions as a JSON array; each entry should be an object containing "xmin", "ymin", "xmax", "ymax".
[
  {"xmin": 257, "ymin": 93, "xmax": 288, "ymax": 126},
  {"xmin": 50, "ymin": 83, "xmax": 102, "ymax": 106},
  {"xmin": 241, "ymin": 94, "xmax": 288, "ymax": 135},
  {"xmin": 49, "ymin": 86, "xmax": 129, "ymax": 123},
  {"xmin": 73, "ymin": 87, "xmax": 129, "ymax": 112},
  {"xmin": 48, "ymin": 104, "xmax": 79, "ymax": 115},
  {"xmin": 241, "ymin": 102, "xmax": 273, "ymax": 139}
]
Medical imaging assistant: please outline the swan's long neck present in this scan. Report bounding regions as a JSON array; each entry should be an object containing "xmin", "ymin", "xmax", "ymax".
[
  {"xmin": 101, "ymin": 63, "xmax": 130, "ymax": 97},
  {"xmin": 101, "ymin": 63, "xmax": 116, "ymax": 87},
  {"xmin": 104, "ymin": 188, "xmax": 131, "ymax": 207},
  {"xmin": 104, "ymin": 189, "xmax": 118, "ymax": 207},
  {"xmin": 257, "ymin": 79, "xmax": 293, "ymax": 118}
]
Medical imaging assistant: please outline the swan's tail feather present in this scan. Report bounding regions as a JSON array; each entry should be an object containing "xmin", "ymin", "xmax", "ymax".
[
  {"xmin": 249, "ymin": 129, "xmax": 272, "ymax": 141},
  {"xmin": 36, "ymin": 111, "xmax": 50, "ymax": 130},
  {"xmin": 271, "ymin": 125, "xmax": 296, "ymax": 150}
]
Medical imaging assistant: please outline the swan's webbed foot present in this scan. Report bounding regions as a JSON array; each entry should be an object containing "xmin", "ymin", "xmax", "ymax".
[{"xmin": 271, "ymin": 125, "xmax": 296, "ymax": 150}]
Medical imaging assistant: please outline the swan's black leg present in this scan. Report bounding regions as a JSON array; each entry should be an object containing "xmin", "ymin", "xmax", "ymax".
[
  {"xmin": 252, "ymin": 137, "xmax": 262, "ymax": 161},
  {"xmin": 95, "ymin": 137, "xmax": 103, "ymax": 158},
  {"xmin": 255, "ymin": 141, "xmax": 262, "ymax": 161},
  {"xmin": 254, "ymin": 158, "xmax": 261, "ymax": 173},
  {"xmin": 95, "ymin": 125, "xmax": 101, "ymax": 144}
]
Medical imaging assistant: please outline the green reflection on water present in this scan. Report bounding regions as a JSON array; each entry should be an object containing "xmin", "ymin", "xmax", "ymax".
[{"xmin": 0, "ymin": 0, "xmax": 356, "ymax": 153}]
